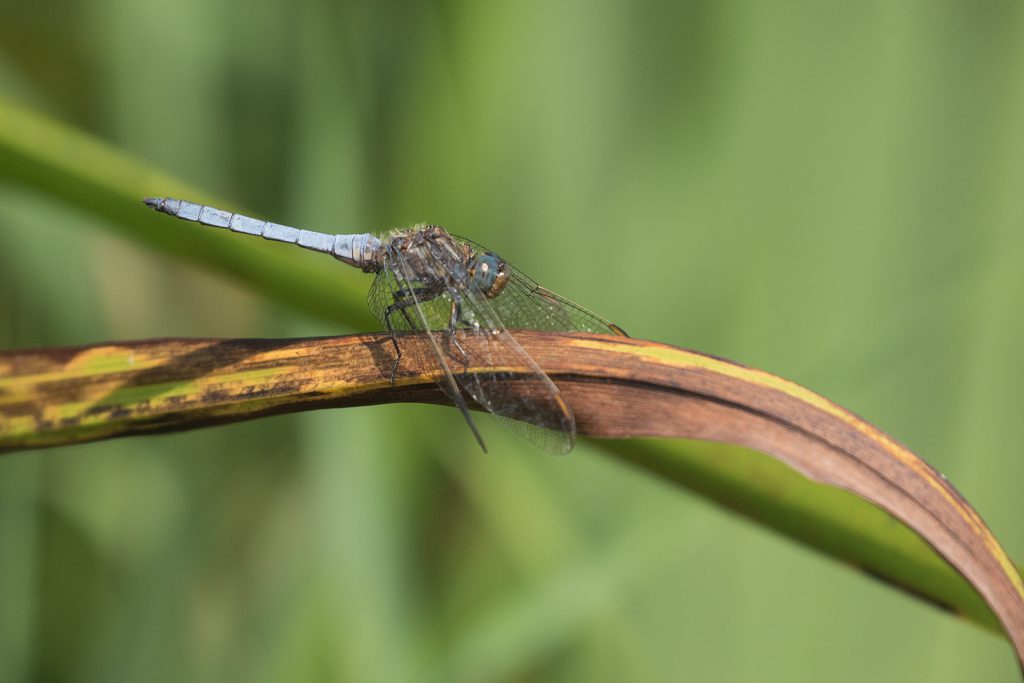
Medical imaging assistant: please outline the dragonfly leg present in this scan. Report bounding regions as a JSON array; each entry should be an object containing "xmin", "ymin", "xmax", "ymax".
[
  {"xmin": 447, "ymin": 296, "xmax": 471, "ymax": 370},
  {"xmin": 383, "ymin": 285, "xmax": 444, "ymax": 383},
  {"xmin": 392, "ymin": 285, "xmax": 424, "ymax": 300},
  {"xmin": 385, "ymin": 287, "xmax": 425, "ymax": 336},
  {"xmin": 381, "ymin": 304, "xmax": 406, "ymax": 382}
]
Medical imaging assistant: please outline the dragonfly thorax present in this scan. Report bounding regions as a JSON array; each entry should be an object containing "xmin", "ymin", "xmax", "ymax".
[{"xmin": 385, "ymin": 225, "xmax": 509, "ymax": 299}]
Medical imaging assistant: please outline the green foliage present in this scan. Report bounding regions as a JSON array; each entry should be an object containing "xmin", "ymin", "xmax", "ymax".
[{"xmin": 2, "ymin": 1, "xmax": 1024, "ymax": 680}]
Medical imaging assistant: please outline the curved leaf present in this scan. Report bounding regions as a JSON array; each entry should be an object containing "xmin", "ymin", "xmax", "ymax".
[{"xmin": 1, "ymin": 332, "xmax": 1022, "ymax": 669}]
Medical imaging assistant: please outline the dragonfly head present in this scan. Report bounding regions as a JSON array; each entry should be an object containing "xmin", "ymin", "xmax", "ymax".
[{"xmin": 470, "ymin": 252, "xmax": 509, "ymax": 298}]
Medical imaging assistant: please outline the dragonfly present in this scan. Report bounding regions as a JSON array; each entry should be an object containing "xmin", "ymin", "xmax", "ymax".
[{"xmin": 144, "ymin": 197, "xmax": 627, "ymax": 453}]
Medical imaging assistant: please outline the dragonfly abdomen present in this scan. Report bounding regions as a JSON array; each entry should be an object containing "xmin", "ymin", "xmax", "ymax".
[{"xmin": 143, "ymin": 197, "xmax": 382, "ymax": 271}]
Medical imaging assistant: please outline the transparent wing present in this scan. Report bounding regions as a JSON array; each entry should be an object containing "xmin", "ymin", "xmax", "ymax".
[
  {"xmin": 367, "ymin": 253, "xmax": 489, "ymax": 452},
  {"xmin": 452, "ymin": 235, "xmax": 628, "ymax": 336},
  {"xmin": 369, "ymin": 237, "xmax": 576, "ymax": 454},
  {"xmin": 454, "ymin": 287, "xmax": 576, "ymax": 454}
]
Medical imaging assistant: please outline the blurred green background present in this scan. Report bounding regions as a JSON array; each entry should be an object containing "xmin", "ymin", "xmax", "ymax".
[{"xmin": 2, "ymin": 0, "xmax": 1023, "ymax": 680}]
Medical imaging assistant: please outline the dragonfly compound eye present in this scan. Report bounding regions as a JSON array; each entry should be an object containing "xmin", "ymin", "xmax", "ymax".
[{"xmin": 471, "ymin": 253, "xmax": 509, "ymax": 298}]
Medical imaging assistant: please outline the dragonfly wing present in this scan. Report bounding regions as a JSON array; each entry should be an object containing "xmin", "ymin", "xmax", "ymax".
[
  {"xmin": 450, "ymin": 235, "xmax": 628, "ymax": 336},
  {"xmin": 411, "ymin": 237, "xmax": 576, "ymax": 454},
  {"xmin": 366, "ymin": 250, "xmax": 488, "ymax": 452},
  {"xmin": 497, "ymin": 270, "xmax": 628, "ymax": 335},
  {"xmin": 455, "ymin": 288, "xmax": 576, "ymax": 453}
]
